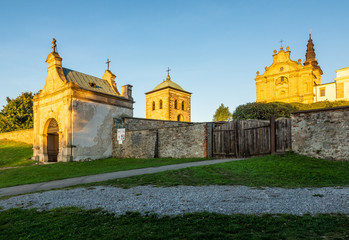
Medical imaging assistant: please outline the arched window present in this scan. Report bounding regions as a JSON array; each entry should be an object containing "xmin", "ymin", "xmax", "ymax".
[
  {"xmin": 174, "ymin": 100, "xmax": 178, "ymax": 109},
  {"xmin": 181, "ymin": 101, "xmax": 185, "ymax": 110},
  {"xmin": 159, "ymin": 100, "xmax": 163, "ymax": 109},
  {"xmin": 177, "ymin": 114, "xmax": 184, "ymax": 121},
  {"xmin": 152, "ymin": 101, "xmax": 155, "ymax": 111}
]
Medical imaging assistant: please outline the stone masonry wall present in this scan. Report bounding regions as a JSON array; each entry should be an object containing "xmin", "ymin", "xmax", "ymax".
[
  {"xmin": 292, "ymin": 106, "xmax": 349, "ymax": 161},
  {"xmin": 123, "ymin": 117, "xmax": 193, "ymax": 131},
  {"xmin": 113, "ymin": 130, "xmax": 157, "ymax": 159},
  {"xmin": 158, "ymin": 124, "xmax": 207, "ymax": 158},
  {"xmin": 0, "ymin": 129, "xmax": 33, "ymax": 144},
  {"xmin": 112, "ymin": 118, "xmax": 208, "ymax": 159}
]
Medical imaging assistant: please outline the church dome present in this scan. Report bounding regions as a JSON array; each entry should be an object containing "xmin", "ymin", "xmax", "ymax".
[{"xmin": 152, "ymin": 75, "xmax": 184, "ymax": 91}]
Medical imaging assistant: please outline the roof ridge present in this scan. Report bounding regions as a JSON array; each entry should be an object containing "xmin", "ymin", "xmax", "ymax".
[{"xmin": 63, "ymin": 67, "xmax": 105, "ymax": 81}]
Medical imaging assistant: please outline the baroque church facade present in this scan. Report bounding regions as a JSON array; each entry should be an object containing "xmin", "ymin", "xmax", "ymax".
[
  {"xmin": 33, "ymin": 39, "xmax": 134, "ymax": 162},
  {"xmin": 255, "ymin": 34, "xmax": 349, "ymax": 103},
  {"xmin": 145, "ymin": 71, "xmax": 191, "ymax": 122}
]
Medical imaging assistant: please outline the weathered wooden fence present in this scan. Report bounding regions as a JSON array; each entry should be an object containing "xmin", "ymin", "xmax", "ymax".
[{"xmin": 213, "ymin": 118, "xmax": 291, "ymax": 158}]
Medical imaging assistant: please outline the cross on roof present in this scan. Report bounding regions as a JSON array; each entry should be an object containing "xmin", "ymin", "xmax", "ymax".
[
  {"xmin": 52, "ymin": 38, "xmax": 57, "ymax": 52},
  {"xmin": 280, "ymin": 40, "xmax": 284, "ymax": 47},
  {"xmin": 166, "ymin": 67, "xmax": 171, "ymax": 75},
  {"xmin": 106, "ymin": 58, "xmax": 111, "ymax": 70}
]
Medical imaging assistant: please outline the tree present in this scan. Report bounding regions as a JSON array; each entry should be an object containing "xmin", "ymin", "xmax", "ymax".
[
  {"xmin": 213, "ymin": 104, "xmax": 233, "ymax": 122},
  {"xmin": 0, "ymin": 92, "xmax": 34, "ymax": 133}
]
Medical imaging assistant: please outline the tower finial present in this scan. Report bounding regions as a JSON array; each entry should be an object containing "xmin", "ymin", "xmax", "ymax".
[
  {"xmin": 309, "ymin": 29, "xmax": 312, "ymax": 37},
  {"xmin": 52, "ymin": 38, "xmax": 57, "ymax": 53},
  {"xmin": 106, "ymin": 58, "xmax": 111, "ymax": 70},
  {"xmin": 166, "ymin": 67, "xmax": 171, "ymax": 80},
  {"xmin": 280, "ymin": 39, "xmax": 284, "ymax": 48}
]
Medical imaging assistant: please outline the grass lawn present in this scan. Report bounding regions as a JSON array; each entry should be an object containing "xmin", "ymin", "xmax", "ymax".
[
  {"xmin": 0, "ymin": 140, "xmax": 34, "ymax": 167},
  {"xmin": 0, "ymin": 156, "xmax": 210, "ymax": 188},
  {"xmin": 0, "ymin": 207, "xmax": 348, "ymax": 240},
  {"xmin": 83, "ymin": 153, "xmax": 349, "ymax": 189}
]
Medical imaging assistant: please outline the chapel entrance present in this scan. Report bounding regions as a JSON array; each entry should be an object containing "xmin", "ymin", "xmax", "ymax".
[{"xmin": 46, "ymin": 119, "xmax": 59, "ymax": 162}]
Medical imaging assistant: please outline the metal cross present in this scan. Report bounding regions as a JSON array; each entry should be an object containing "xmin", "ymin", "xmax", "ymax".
[
  {"xmin": 280, "ymin": 40, "xmax": 284, "ymax": 47},
  {"xmin": 166, "ymin": 67, "xmax": 171, "ymax": 75},
  {"xmin": 106, "ymin": 58, "xmax": 111, "ymax": 70},
  {"xmin": 52, "ymin": 38, "xmax": 57, "ymax": 52}
]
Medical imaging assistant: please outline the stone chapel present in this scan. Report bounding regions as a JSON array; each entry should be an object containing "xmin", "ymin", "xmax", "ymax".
[
  {"xmin": 145, "ymin": 70, "xmax": 191, "ymax": 121},
  {"xmin": 32, "ymin": 39, "xmax": 134, "ymax": 162}
]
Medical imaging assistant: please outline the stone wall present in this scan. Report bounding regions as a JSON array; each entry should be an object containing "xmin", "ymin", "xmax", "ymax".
[
  {"xmin": 0, "ymin": 129, "xmax": 33, "ymax": 144},
  {"xmin": 112, "ymin": 118, "xmax": 209, "ymax": 159},
  {"xmin": 292, "ymin": 106, "xmax": 349, "ymax": 161},
  {"xmin": 158, "ymin": 124, "xmax": 207, "ymax": 158},
  {"xmin": 113, "ymin": 130, "xmax": 158, "ymax": 159},
  {"xmin": 122, "ymin": 117, "xmax": 193, "ymax": 131}
]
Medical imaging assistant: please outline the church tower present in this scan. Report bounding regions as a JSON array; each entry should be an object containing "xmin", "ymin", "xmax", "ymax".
[
  {"xmin": 145, "ymin": 69, "xmax": 191, "ymax": 121},
  {"xmin": 255, "ymin": 34, "xmax": 322, "ymax": 103}
]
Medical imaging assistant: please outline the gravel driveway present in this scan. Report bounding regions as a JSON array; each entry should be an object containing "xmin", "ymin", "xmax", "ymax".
[{"xmin": 1, "ymin": 185, "xmax": 348, "ymax": 216}]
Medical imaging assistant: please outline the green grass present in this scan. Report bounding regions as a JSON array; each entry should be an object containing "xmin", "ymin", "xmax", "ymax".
[
  {"xmin": 0, "ymin": 207, "xmax": 348, "ymax": 240},
  {"xmin": 83, "ymin": 153, "xmax": 349, "ymax": 189},
  {"xmin": 0, "ymin": 140, "xmax": 34, "ymax": 167},
  {"xmin": 0, "ymin": 156, "xmax": 210, "ymax": 188}
]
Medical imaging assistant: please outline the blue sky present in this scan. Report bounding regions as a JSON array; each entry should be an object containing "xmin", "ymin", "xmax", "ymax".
[{"xmin": 1, "ymin": 0, "xmax": 348, "ymax": 122}]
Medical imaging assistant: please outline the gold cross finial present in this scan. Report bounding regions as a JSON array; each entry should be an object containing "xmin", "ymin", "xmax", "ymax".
[
  {"xmin": 166, "ymin": 67, "xmax": 171, "ymax": 76},
  {"xmin": 52, "ymin": 38, "xmax": 57, "ymax": 52},
  {"xmin": 106, "ymin": 58, "xmax": 111, "ymax": 70}
]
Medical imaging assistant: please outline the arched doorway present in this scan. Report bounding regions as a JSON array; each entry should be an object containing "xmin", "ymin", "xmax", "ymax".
[
  {"xmin": 177, "ymin": 114, "xmax": 184, "ymax": 121},
  {"xmin": 47, "ymin": 119, "xmax": 59, "ymax": 162}
]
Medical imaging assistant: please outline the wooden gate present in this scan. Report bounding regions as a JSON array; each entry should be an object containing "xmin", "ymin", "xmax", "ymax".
[{"xmin": 213, "ymin": 118, "xmax": 291, "ymax": 158}]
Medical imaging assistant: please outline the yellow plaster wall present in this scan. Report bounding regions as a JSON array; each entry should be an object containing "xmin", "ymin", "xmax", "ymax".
[
  {"xmin": 146, "ymin": 88, "xmax": 191, "ymax": 122},
  {"xmin": 314, "ymin": 83, "xmax": 337, "ymax": 102},
  {"xmin": 334, "ymin": 67, "xmax": 349, "ymax": 100}
]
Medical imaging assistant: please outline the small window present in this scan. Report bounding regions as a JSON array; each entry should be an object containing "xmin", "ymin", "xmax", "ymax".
[
  {"xmin": 89, "ymin": 82, "xmax": 101, "ymax": 88},
  {"xmin": 280, "ymin": 67, "xmax": 284, "ymax": 71},
  {"xmin": 174, "ymin": 100, "xmax": 178, "ymax": 109},
  {"xmin": 320, "ymin": 88, "xmax": 325, "ymax": 97},
  {"xmin": 152, "ymin": 101, "xmax": 155, "ymax": 111},
  {"xmin": 181, "ymin": 101, "xmax": 185, "ymax": 110},
  {"xmin": 159, "ymin": 100, "xmax": 163, "ymax": 109},
  {"xmin": 281, "ymin": 77, "xmax": 284, "ymax": 82}
]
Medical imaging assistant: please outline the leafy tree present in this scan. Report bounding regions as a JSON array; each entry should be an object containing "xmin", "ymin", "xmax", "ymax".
[
  {"xmin": 0, "ymin": 92, "xmax": 34, "ymax": 133},
  {"xmin": 213, "ymin": 104, "xmax": 233, "ymax": 122}
]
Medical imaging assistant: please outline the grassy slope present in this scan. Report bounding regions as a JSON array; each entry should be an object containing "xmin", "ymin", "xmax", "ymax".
[
  {"xmin": 85, "ymin": 153, "xmax": 349, "ymax": 188},
  {"xmin": 0, "ymin": 208, "xmax": 348, "ymax": 240},
  {"xmin": 0, "ymin": 157, "xmax": 210, "ymax": 188},
  {"xmin": 0, "ymin": 140, "xmax": 34, "ymax": 167}
]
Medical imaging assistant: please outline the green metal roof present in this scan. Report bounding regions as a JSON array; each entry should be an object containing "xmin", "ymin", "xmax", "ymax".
[
  {"xmin": 153, "ymin": 79, "xmax": 185, "ymax": 91},
  {"xmin": 63, "ymin": 68, "xmax": 117, "ymax": 96}
]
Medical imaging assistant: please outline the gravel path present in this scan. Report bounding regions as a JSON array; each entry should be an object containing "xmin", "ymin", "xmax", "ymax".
[{"xmin": 1, "ymin": 186, "xmax": 348, "ymax": 216}]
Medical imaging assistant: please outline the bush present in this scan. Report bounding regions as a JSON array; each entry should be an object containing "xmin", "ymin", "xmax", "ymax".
[
  {"xmin": 233, "ymin": 102, "xmax": 296, "ymax": 120},
  {"xmin": 289, "ymin": 100, "xmax": 349, "ymax": 111},
  {"xmin": 233, "ymin": 100, "xmax": 349, "ymax": 120}
]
